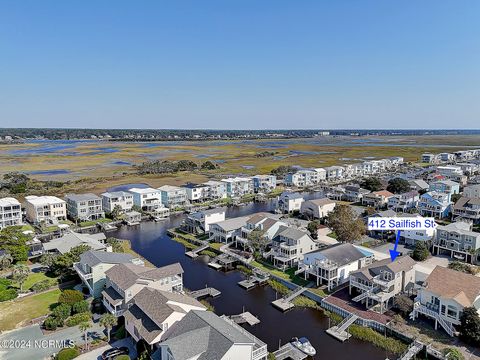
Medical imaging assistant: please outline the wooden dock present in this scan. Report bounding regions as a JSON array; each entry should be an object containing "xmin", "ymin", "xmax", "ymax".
[
  {"xmin": 325, "ymin": 314, "xmax": 358, "ymax": 342},
  {"xmin": 271, "ymin": 285, "xmax": 308, "ymax": 312},
  {"xmin": 238, "ymin": 278, "xmax": 257, "ymax": 290},
  {"xmin": 189, "ymin": 287, "xmax": 221, "ymax": 299},
  {"xmin": 229, "ymin": 312, "xmax": 260, "ymax": 326},
  {"xmin": 207, "ymin": 261, "xmax": 222, "ymax": 270},
  {"xmin": 273, "ymin": 343, "xmax": 307, "ymax": 360}
]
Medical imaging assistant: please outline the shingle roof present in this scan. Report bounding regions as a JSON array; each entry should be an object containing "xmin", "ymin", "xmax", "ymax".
[
  {"xmin": 43, "ymin": 232, "xmax": 107, "ymax": 254},
  {"xmin": 351, "ymin": 256, "xmax": 415, "ymax": 280},
  {"xmin": 424, "ymin": 266, "xmax": 480, "ymax": 307},
  {"xmin": 306, "ymin": 243, "xmax": 367, "ymax": 266},
  {"xmin": 65, "ymin": 193, "xmax": 101, "ymax": 202},
  {"xmin": 274, "ymin": 226, "xmax": 309, "ymax": 241},
  {"xmin": 305, "ymin": 198, "xmax": 336, "ymax": 207},
  {"xmin": 79, "ymin": 250, "xmax": 134, "ymax": 267},
  {"xmin": 212, "ymin": 216, "xmax": 250, "ymax": 232},
  {"xmin": 152, "ymin": 310, "xmax": 255, "ymax": 360},
  {"xmin": 105, "ymin": 262, "xmax": 183, "ymax": 291}
]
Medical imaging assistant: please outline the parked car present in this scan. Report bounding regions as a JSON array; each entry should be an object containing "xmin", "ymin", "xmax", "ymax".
[{"xmin": 101, "ymin": 347, "xmax": 130, "ymax": 359}]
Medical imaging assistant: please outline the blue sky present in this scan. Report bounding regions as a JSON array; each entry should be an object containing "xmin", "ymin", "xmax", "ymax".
[{"xmin": 0, "ymin": 1, "xmax": 479, "ymax": 129}]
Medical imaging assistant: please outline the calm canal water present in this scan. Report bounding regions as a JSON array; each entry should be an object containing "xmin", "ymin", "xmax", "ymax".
[{"xmin": 111, "ymin": 197, "xmax": 391, "ymax": 360}]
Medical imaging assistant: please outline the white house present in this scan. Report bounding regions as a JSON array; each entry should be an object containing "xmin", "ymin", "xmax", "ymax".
[
  {"xmin": 277, "ymin": 192, "xmax": 304, "ymax": 213},
  {"xmin": 203, "ymin": 180, "xmax": 227, "ymax": 199},
  {"xmin": 221, "ymin": 177, "xmax": 254, "ymax": 198},
  {"xmin": 387, "ymin": 191, "xmax": 419, "ymax": 212},
  {"xmin": 24, "ymin": 195, "xmax": 67, "ymax": 224},
  {"xmin": 129, "ymin": 187, "xmax": 163, "ymax": 212},
  {"xmin": 0, "ymin": 197, "xmax": 22, "ymax": 230},
  {"xmin": 101, "ymin": 191, "xmax": 134, "ymax": 213},
  {"xmin": 252, "ymin": 175, "xmax": 277, "ymax": 193},
  {"xmin": 299, "ymin": 243, "xmax": 373, "ymax": 290},
  {"xmin": 300, "ymin": 198, "xmax": 336, "ymax": 219},
  {"xmin": 65, "ymin": 193, "xmax": 104, "ymax": 221},
  {"xmin": 411, "ymin": 266, "xmax": 480, "ymax": 336},
  {"xmin": 184, "ymin": 207, "xmax": 226, "ymax": 234},
  {"xmin": 209, "ymin": 215, "xmax": 250, "ymax": 243},
  {"xmin": 324, "ymin": 166, "xmax": 344, "ymax": 181},
  {"xmin": 158, "ymin": 185, "xmax": 187, "ymax": 208},
  {"xmin": 464, "ymin": 184, "xmax": 480, "ymax": 198},
  {"xmin": 362, "ymin": 190, "xmax": 395, "ymax": 208},
  {"xmin": 182, "ymin": 183, "xmax": 210, "ymax": 202},
  {"xmin": 284, "ymin": 169, "xmax": 320, "ymax": 187}
]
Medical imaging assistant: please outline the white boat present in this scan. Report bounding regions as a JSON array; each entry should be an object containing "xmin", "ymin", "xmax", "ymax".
[{"xmin": 291, "ymin": 337, "xmax": 316, "ymax": 356}]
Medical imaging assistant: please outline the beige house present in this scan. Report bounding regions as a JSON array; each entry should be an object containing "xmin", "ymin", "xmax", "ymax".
[
  {"xmin": 102, "ymin": 262, "xmax": 184, "ymax": 317},
  {"xmin": 300, "ymin": 198, "xmax": 336, "ymax": 220},
  {"xmin": 24, "ymin": 195, "xmax": 66, "ymax": 224},
  {"xmin": 362, "ymin": 190, "xmax": 395, "ymax": 208},
  {"xmin": 411, "ymin": 266, "xmax": 480, "ymax": 336}
]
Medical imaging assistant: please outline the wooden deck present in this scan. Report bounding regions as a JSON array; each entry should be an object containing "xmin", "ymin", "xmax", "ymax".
[
  {"xmin": 189, "ymin": 287, "xmax": 221, "ymax": 299},
  {"xmin": 273, "ymin": 343, "xmax": 308, "ymax": 360},
  {"xmin": 230, "ymin": 312, "xmax": 260, "ymax": 326}
]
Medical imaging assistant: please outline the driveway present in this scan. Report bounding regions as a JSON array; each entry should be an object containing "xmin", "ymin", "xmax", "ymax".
[
  {"xmin": 0, "ymin": 322, "xmax": 103, "ymax": 360},
  {"xmin": 76, "ymin": 338, "xmax": 137, "ymax": 360}
]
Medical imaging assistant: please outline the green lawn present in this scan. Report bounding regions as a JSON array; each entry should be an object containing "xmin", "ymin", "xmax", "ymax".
[
  {"xmin": 20, "ymin": 272, "xmax": 58, "ymax": 290},
  {"xmin": 251, "ymin": 260, "xmax": 309, "ymax": 286},
  {"xmin": 0, "ymin": 289, "xmax": 61, "ymax": 331}
]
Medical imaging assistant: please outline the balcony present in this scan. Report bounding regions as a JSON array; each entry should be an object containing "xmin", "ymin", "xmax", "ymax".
[
  {"xmin": 350, "ymin": 278, "xmax": 375, "ymax": 292},
  {"xmin": 372, "ymin": 275, "xmax": 395, "ymax": 288},
  {"xmin": 73, "ymin": 263, "xmax": 93, "ymax": 280},
  {"xmin": 102, "ymin": 298, "xmax": 124, "ymax": 317}
]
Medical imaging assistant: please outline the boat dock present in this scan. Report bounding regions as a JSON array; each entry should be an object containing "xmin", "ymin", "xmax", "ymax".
[
  {"xmin": 188, "ymin": 287, "xmax": 221, "ymax": 299},
  {"xmin": 208, "ymin": 253, "xmax": 237, "ymax": 270},
  {"xmin": 238, "ymin": 268, "xmax": 270, "ymax": 290},
  {"xmin": 185, "ymin": 242, "xmax": 209, "ymax": 258},
  {"xmin": 229, "ymin": 312, "xmax": 260, "ymax": 326},
  {"xmin": 271, "ymin": 285, "xmax": 308, "ymax": 312},
  {"xmin": 325, "ymin": 314, "xmax": 358, "ymax": 342},
  {"xmin": 272, "ymin": 343, "xmax": 308, "ymax": 360}
]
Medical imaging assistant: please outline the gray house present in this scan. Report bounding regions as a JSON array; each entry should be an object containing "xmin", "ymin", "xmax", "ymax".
[{"xmin": 65, "ymin": 193, "xmax": 105, "ymax": 221}]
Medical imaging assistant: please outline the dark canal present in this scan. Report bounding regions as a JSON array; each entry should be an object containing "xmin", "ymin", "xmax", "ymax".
[{"xmin": 111, "ymin": 197, "xmax": 391, "ymax": 360}]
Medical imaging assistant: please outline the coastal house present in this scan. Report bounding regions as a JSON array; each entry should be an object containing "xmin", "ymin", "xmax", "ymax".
[
  {"xmin": 24, "ymin": 195, "xmax": 66, "ymax": 224},
  {"xmin": 0, "ymin": 197, "xmax": 22, "ymax": 230},
  {"xmin": 453, "ymin": 197, "xmax": 480, "ymax": 224},
  {"xmin": 428, "ymin": 180, "xmax": 460, "ymax": 201},
  {"xmin": 203, "ymin": 180, "xmax": 227, "ymax": 199},
  {"xmin": 454, "ymin": 150, "xmax": 475, "ymax": 162},
  {"xmin": 102, "ymin": 262, "xmax": 183, "ymax": 317},
  {"xmin": 74, "ymin": 250, "xmax": 143, "ymax": 298},
  {"xmin": 65, "ymin": 193, "xmax": 105, "ymax": 221},
  {"xmin": 387, "ymin": 191, "xmax": 419, "ymax": 213},
  {"xmin": 422, "ymin": 153, "xmax": 439, "ymax": 164},
  {"xmin": 299, "ymin": 243, "xmax": 373, "ymax": 291},
  {"xmin": 266, "ymin": 226, "xmax": 317, "ymax": 269},
  {"xmin": 129, "ymin": 187, "xmax": 165, "ymax": 213},
  {"xmin": 183, "ymin": 183, "xmax": 210, "ymax": 202},
  {"xmin": 235, "ymin": 213, "xmax": 285, "ymax": 247},
  {"xmin": 457, "ymin": 162, "xmax": 479, "ymax": 175},
  {"xmin": 221, "ymin": 177, "xmax": 254, "ymax": 198},
  {"xmin": 324, "ymin": 166, "xmax": 345, "ymax": 181},
  {"xmin": 158, "ymin": 185, "xmax": 187, "ymax": 208},
  {"xmin": 433, "ymin": 221, "xmax": 480, "ymax": 263},
  {"xmin": 284, "ymin": 169, "xmax": 321, "ymax": 187},
  {"xmin": 300, "ymin": 198, "xmax": 336, "ymax": 219},
  {"xmin": 123, "ymin": 288, "xmax": 206, "ymax": 347},
  {"xmin": 42, "ymin": 231, "xmax": 107, "ymax": 255},
  {"xmin": 411, "ymin": 266, "xmax": 480, "ymax": 336},
  {"xmin": 418, "ymin": 191, "xmax": 452, "ymax": 219},
  {"xmin": 409, "ymin": 179, "xmax": 429, "ymax": 192},
  {"xmin": 101, "ymin": 191, "xmax": 134, "ymax": 213},
  {"xmin": 349, "ymin": 256, "xmax": 416, "ymax": 314},
  {"xmin": 439, "ymin": 153, "xmax": 455, "ymax": 163},
  {"xmin": 152, "ymin": 310, "xmax": 268, "ymax": 360},
  {"xmin": 436, "ymin": 165, "xmax": 463, "ymax": 178},
  {"xmin": 401, "ymin": 214, "xmax": 436, "ymax": 246},
  {"xmin": 183, "ymin": 207, "xmax": 226, "ymax": 234},
  {"xmin": 314, "ymin": 167, "xmax": 327, "ymax": 181},
  {"xmin": 209, "ymin": 215, "xmax": 250, "ymax": 243},
  {"xmin": 464, "ymin": 184, "xmax": 480, "ymax": 198},
  {"xmin": 343, "ymin": 164, "xmax": 363, "ymax": 179},
  {"xmin": 324, "ymin": 185, "xmax": 346, "ymax": 201},
  {"xmin": 277, "ymin": 192, "xmax": 304, "ymax": 213},
  {"xmin": 252, "ymin": 175, "xmax": 277, "ymax": 193},
  {"xmin": 361, "ymin": 190, "xmax": 394, "ymax": 208},
  {"xmin": 343, "ymin": 185, "xmax": 370, "ymax": 202}
]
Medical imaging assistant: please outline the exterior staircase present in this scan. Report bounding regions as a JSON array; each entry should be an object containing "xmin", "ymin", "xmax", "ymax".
[
  {"xmin": 410, "ymin": 302, "xmax": 455, "ymax": 337},
  {"xmin": 336, "ymin": 314, "xmax": 359, "ymax": 333}
]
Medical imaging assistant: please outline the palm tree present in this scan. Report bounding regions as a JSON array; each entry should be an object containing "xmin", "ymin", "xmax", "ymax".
[
  {"xmin": 99, "ymin": 313, "xmax": 117, "ymax": 342},
  {"xmin": 12, "ymin": 264, "xmax": 29, "ymax": 292},
  {"xmin": 79, "ymin": 321, "xmax": 92, "ymax": 350}
]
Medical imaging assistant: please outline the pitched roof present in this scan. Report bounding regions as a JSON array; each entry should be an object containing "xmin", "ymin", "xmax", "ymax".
[
  {"xmin": 153, "ymin": 310, "xmax": 256, "ymax": 360},
  {"xmin": 454, "ymin": 197, "xmax": 480, "ymax": 210},
  {"xmin": 212, "ymin": 216, "xmax": 250, "ymax": 232},
  {"xmin": 305, "ymin": 198, "xmax": 336, "ymax": 207},
  {"xmin": 79, "ymin": 250, "xmax": 134, "ymax": 267},
  {"xmin": 123, "ymin": 288, "xmax": 205, "ymax": 343},
  {"xmin": 351, "ymin": 256, "xmax": 415, "ymax": 280},
  {"xmin": 371, "ymin": 190, "xmax": 394, "ymax": 198},
  {"xmin": 43, "ymin": 232, "xmax": 107, "ymax": 254},
  {"xmin": 424, "ymin": 266, "xmax": 480, "ymax": 307},
  {"xmin": 65, "ymin": 193, "xmax": 101, "ymax": 202},
  {"xmin": 306, "ymin": 243, "xmax": 368, "ymax": 266},
  {"xmin": 106, "ymin": 262, "xmax": 184, "ymax": 291},
  {"xmin": 274, "ymin": 226, "xmax": 310, "ymax": 241}
]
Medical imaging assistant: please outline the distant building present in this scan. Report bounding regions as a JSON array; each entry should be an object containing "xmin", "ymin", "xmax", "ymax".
[
  {"xmin": 343, "ymin": 185, "xmax": 370, "ymax": 202},
  {"xmin": 129, "ymin": 187, "xmax": 162, "ymax": 212},
  {"xmin": 203, "ymin": 180, "xmax": 227, "ymax": 199},
  {"xmin": 300, "ymin": 198, "xmax": 336, "ymax": 219},
  {"xmin": 158, "ymin": 185, "xmax": 187, "ymax": 208},
  {"xmin": 428, "ymin": 180, "xmax": 460, "ymax": 201},
  {"xmin": 418, "ymin": 191, "xmax": 452, "ymax": 219},
  {"xmin": 422, "ymin": 153, "xmax": 439, "ymax": 164},
  {"xmin": 221, "ymin": 177, "xmax": 254, "ymax": 198},
  {"xmin": 409, "ymin": 179, "xmax": 429, "ymax": 192},
  {"xmin": 284, "ymin": 170, "xmax": 320, "ymax": 187},
  {"xmin": 65, "ymin": 193, "xmax": 104, "ymax": 221},
  {"xmin": 101, "ymin": 191, "xmax": 134, "ymax": 213},
  {"xmin": 0, "ymin": 197, "xmax": 22, "ymax": 230},
  {"xmin": 277, "ymin": 192, "xmax": 304, "ymax": 213},
  {"xmin": 24, "ymin": 195, "xmax": 66, "ymax": 224},
  {"xmin": 183, "ymin": 208, "xmax": 226, "ymax": 234},
  {"xmin": 252, "ymin": 175, "xmax": 277, "ymax": 193},
  {"xmin": 362, "ymin": 190, "xmax": 394, "ymax": 208},
  {"xmin": 464, "ymin": 184, "xmax": 480, "ymax": 198},
  {"xmin": 182, "ymin": 183, "xmax": 209, "ymax": 202},
  {"xmin": 453, "ymin": 197, "xmax": 480, "ymax": 224},
  {"xmin": 324, "ymin": 166, "xmax": 344, "ymax": 181},
  {"xmin": 387, "ymin": 191, "xmax": 419, "ymax": 213},
  {"xmin": 433, "ymin": 221, "xmax": 480, "ymax": 263}
]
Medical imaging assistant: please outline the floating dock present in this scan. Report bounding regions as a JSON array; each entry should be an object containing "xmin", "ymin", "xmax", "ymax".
[
  {"xmin": 238, "ymin": 278, "xmax": 258, "ymax": 290},
  {"xmin": 271, "ymin": 285, "xmax": 308, "ymax": 312},
  {"xmin": 207, "ymin": 262, "xmax": 223, "ymax": 270},
  {"xmin": 189, "ymin": 287, "xmax": 221, "ymax": 299},
  {"xmin": 273, "ymin": 343, "xmax": 308, "ymax": 360},
  {"xmin": 325, "ymin": 314, "xmax": 358, "ymax": 342}
]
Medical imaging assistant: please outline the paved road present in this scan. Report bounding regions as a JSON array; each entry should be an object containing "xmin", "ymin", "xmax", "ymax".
[
  {"xmin": 76, "ymin": 338, "xmax": 137, "ymax": 360},
  {"xmin": 0, "ymin": 322, "xmax": 103, "ymax": 360}
]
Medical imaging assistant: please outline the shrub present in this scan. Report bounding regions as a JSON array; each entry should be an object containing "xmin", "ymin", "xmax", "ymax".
[
  {"xmin": 56, "ymin": 347, "xmax": 80, "ymax": 360},
  {"xmin": 348, "ymin": 325, "xmax": 407, "ymax": 354},
  {"xmin": 52, "ymin": 303, "xmax": 72, "ymax": 320},
  {"xmin": 72, "ymin": 300, "xmax": 89, "ymax": 314},
  {"xmin": 58, "ymin": 289, "xmax": 84, "ymax": 305},
  {"xmin": 0, "ymin": 288, "xmax": 18, "ymax": 302},
  {"xmin": 65, "ymin": 312, "xmax": 92, "ymax": 327},
  {"xmin": 113, "ymin": 356, "xmax": 130, "ymax": 360},
  {"xmin": 31, "ymin": 278, "xmax": 57, "ymax": 292},
  {"xmin": 443, "ymin": 348, "xmax": 465, "ymax": 360},
  {"xmin": 412, "ymin": 242, "xmax": 429, "ymax": 261},
  {"xmin": 0, "ymin": 278, "xmax": 12, "ymax": 290},
  {"xmin": 44, "ymin": 316, "xmax": 63, "ymax": 330}
]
